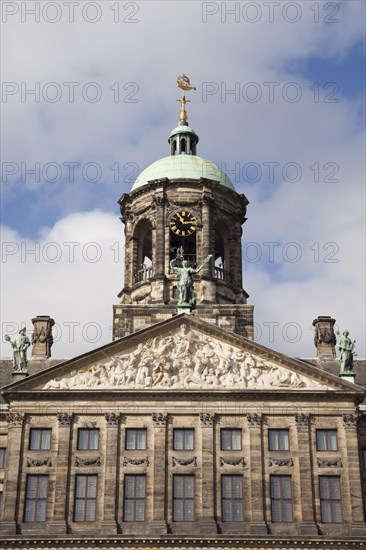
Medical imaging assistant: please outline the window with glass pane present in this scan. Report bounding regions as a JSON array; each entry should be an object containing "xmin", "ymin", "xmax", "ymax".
[
  {"xmin": 319, "ymin": 476, "xmax": 342, "ymax": 523},
  {"xmin": 173, "ymin": 475, "xmax": 194, "ymax": 521},
  {"xmin": 29, "ymin": 429, "xmax": 51, "ymax": 451},
  {"xmin": 268, "ymin": 429, "xmax": 289, "ymax": 451},
  {"xmin": 125, "ymin": 428, "xmax": 147, "ymax": 450},
  {"xmin": 24, "ymin": 475, "xmax": 49, "ymax": 522},
  {"xmin": 74, "ymin": 475, "xmax": 97, "ymax": 522},
  {"xmin": 173, "ymin": 429, "xmax": 194, "ymax": 450},
  {"xmin": 221, "ymin": 429, "xmax": 242, "ymax": 451},
  {"xmin": 270, "ymin": 475, "xmax": 293, "ymax": 522},
  {"xmin": 0, "ymin": 448, "xmax": 6, "ymax": 469},
  {"xmin": 222, "ymin": 475, "xmax": 243, "ymax": 521},
  {"xmin": 123, "ymin": 475, "xmax": 146, "ymax": 522},
  {"xmin": 77, "ymin": 429, "xmax": 99, "ymax": 450},
  {"xmin": 316, "ymin": 430, "xmax": 337, "ymax": 451}
]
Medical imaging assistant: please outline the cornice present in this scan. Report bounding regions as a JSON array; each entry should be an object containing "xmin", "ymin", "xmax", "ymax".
[{"xmin": 0, "ymin": 535, "xmax": 365, "ymax": 549}]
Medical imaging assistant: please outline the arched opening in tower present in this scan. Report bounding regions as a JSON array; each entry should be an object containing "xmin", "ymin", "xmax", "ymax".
[
  {"xmin": 214, "ymin": 221, "xmax": 231, "ymax": 283},
  {"xmin": 170, "ymin": 233, "xmax": 197, "ymax": 268},
  {"xmin": 134, "ymin": 219, "xmax": 152, "ymax": 283}
]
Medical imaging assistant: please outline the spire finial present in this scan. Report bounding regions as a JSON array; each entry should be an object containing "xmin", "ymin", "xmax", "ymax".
[{"xmin": 176, "ymin": 74, "xmax": 196, "ymax": 125}]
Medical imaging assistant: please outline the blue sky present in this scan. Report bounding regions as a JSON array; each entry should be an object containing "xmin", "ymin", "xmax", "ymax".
[{"xmin": 1, "ymin": 0, "xmax": 365, "ymax": 359}]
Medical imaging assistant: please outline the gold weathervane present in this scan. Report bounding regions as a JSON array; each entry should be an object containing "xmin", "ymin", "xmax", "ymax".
[{"xmin": 176, "ymin": 74, "xmax": 196, "ymax": 122}]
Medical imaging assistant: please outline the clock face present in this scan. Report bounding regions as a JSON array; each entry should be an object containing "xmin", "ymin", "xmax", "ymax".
[{"xmin": 170, "ymin": 210, "xmax": 197, "ymax": 237}]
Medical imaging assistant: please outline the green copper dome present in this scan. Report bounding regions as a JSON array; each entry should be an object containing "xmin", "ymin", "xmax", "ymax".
[{"xmin": 131, "ymin": 155, "xmax": 235, "ymax": 191}]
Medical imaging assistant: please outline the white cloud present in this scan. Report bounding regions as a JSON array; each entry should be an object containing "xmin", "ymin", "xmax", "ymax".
[{"xmin": 1, "ymin": 211, "xmax": 123, "ymax": 358}]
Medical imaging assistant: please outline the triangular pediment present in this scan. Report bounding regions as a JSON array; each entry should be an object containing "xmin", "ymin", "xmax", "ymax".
[{"xmin": 3, "ymin": 315, "xmax": 363, "ymax": 396}]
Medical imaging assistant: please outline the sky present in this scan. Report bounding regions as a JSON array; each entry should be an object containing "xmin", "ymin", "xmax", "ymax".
[{"xmin": 1, "ymin": 0, "xmax": 365, "ymax": 361}]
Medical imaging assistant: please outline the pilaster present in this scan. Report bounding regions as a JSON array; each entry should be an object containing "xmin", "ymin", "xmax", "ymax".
[
  {"xmin": 199, "ymin": 413, "xmax": 217, "ymax": 535},
  {"xmin": 1, "ymin": 413, "xmax": 25, "ymax": 534},
  {"xmin": 152, "ymin": 194, "xmax": 166, "ymax": 278},
  {"xmin": 100, "ymin": 413, "xmax": 119, "ymax": 534},
  {"xmin": 295, "ymin": 414, "xmax": 318, "ymax": 535},
  {"xmin": 201, "ymin": 193, "xmax": 212, "ymax": 273},
  {"xmin": 342, "ymin": 414, "xmax": 366, "ymax": 535},
  {"xmin": 247, "ymin": 413, "xmax": 267, "ymax": 534},
  {"xmin": 50, "ymin": 413, "xmax": 72, "ymax": 533},
  {"xmin": 150, "ymin": 413, "xmax": 168, "ymax": 535},
  {"xmin": 123, "ymin": 214, "xmax": 135, "ymax": 290}
]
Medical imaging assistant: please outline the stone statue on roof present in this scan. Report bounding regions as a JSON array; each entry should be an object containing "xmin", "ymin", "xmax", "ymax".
[
  {"xmin": 336, "ymin": 330, "xmax": 356, "ymax": 373},
  {"xmin": 5, "ymin": 327, "xmax": 31, "ymax": 373}
]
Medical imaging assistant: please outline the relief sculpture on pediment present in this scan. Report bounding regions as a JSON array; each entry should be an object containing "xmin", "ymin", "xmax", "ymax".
[{"xmin": 43, "ymin": 325, "xmax": 328, "ymax": 391}]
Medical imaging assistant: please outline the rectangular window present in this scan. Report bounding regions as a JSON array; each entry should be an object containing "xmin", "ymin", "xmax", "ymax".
[
  {"xmin": 173, "ymin": 429, "xmax": 194, "ymax": 451},
  {"xmin": 74, "ymin": 475, "xmax": 97, "ymax": 522},
  {"xmin": 270, "ymin": 475, "xmax": 293, "ymax": 523},
  {"xmin": 316, "ymin": 430, "xmax": 337, "ymax": 451},
  {"xmin": 222, "ymin": 475, "xmax": 243, "ymax": 521},
  {"xmin": 319, "ymin": 476, "xmax": 342, "ymax": 523},
  {"xmin": 29, "ymin": 429, "xmax": 52, "ymax": 451},
  {"xmin": 0, "ymin": 448, "xmax": 6, "ymax": 469},
  {"xmin": 221, "ymin": 429, "xmax": 242, "ymax": 451},
  {"xmin": 173, "ymin": 475, "xmax": 194, "ymax": 522},
  {"xmin": 125, "ymin": 428, "xmax": 147, "ymax": 450},
  {"xmin": 24, "ymin": 475, "xmax": 49, "ymax": 522},
  {"xmin": 268, "ymin": 429, "xmax": 290, "ymax": 451},
  {"xmin": 123, "ymin": 475, "xmax": 146, "ymax": 522},
  {"xmin": 361, "ymin": 449, "xmax": 366, "ymax": 470},
  {"xmin": 77, "ymin": 429, "xmax": 99, "ymax": 450}
]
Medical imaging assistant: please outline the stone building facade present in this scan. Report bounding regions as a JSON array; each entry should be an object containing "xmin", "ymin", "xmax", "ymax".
[{"xmin": 0, "ymin": 98, "xmax": 365, "ymax": 550}]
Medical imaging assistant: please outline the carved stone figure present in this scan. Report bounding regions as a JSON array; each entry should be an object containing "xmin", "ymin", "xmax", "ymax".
[
  {"xmin": 172, "ymin": 456, "xmax": 197, "ymax": 467},
  {"xmin": 32, "ymin": 326, "xmax": 46, "ymax": 344},
  {"xmin": 170, "ymin": 254, "xmax": 213, "ymax": 305},
  {"xmin": 57, "ymin": 413, "xmax": 72, "ymax": 425},
  {"xmin": 75, "ymin": 456, "xmax": 101, "ymax": 467},
  {"xmin": 314, "ymin": 325, "xmax": 336, "ymax": 346},
  {"xmin": 152, "ymin": 412, "xmax": 167, "ymax": 426},
  {"xmin": 7, "ymin": 412, "xmax": 24, "ymax": 426},
  {"xmin": 199, "ymin": 413, "xmax": 214, "ymax": 426},
  {"xmin": 295, "ymin": 413, "xmax": 310, "ymax": 426},
  {"xmin": 220, "ymin": 457, "xmax": 245, "ymax": 467},
  {"xmin": 269, "ymin": 457, "xmax": 294, "ymax": 467},
  {"xmin": 5, "ymin": 328, "xmax": 31, "ymax": 373},
  {"xmin": 336, "ymin": 330, "xmax": 356, "ymax": 373},
  {"xmin": 152, "ymin": 357, "xmax": 173, "ymax": 387},
  {"xmin": 31, "ymin": 316, "xmax": 54, "ymax": 358},
  {"xmin": 42, "ymin": 327, "xmax": 331, "ymax": 392},
  {"xmin": 317, "ymin": 458, "xmax": 342, "ymax": 468},
  {"xmin": 105, "ymin": 413, "xmax": 119, "ymax": 425},
  {"xmin": 204, "ymin": 367, "xmax": 219, "ymax": 386},
  {"xmin": 247, "ymin": 413, "xmax": 262, "ymax": 427},
  {"xmin": 343, "ymin": 413, "xmax": 358, "ymax": 429},
  {"xmin": 136, "ymin": 357, "xmax": 151, "ymax": 387},
  {"xmin": 123, "ymin": 457, "xmax": 149, "ymax": 467},
  {"xmin": 312, "ymin": 316, "xmax": 336, "ymax": 358},
  {"xmin": 27, "ymin": 457, "xmax": 52, "ymax": 468}
]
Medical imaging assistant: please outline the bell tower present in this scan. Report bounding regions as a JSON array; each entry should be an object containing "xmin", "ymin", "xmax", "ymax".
[{"xmin": 113, "ymin": 76, "xmax": 254, "ymax": 339}]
